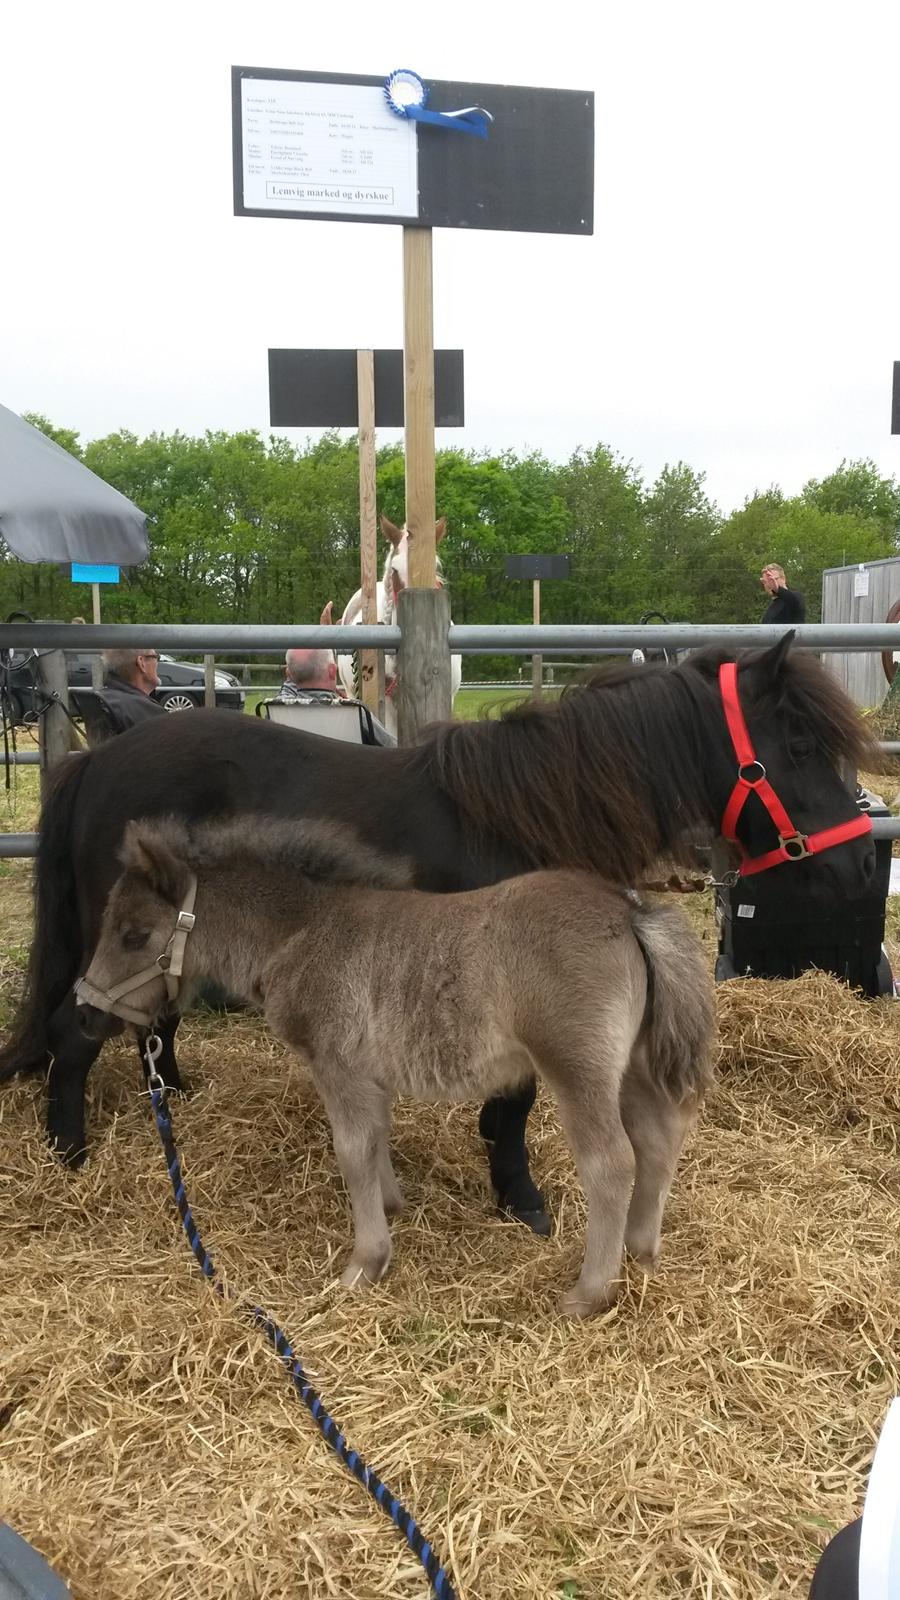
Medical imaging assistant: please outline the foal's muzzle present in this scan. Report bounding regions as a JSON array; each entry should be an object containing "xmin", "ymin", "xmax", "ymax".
[{"xmin": 73, "ymin": 877, "xmax": 198, "ymax": 1030}]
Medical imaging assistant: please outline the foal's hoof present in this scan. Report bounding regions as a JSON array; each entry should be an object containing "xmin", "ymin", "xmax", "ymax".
[
  {"xmin": 339, "ymin": 1251, "xmax": 391, "ymax": 1291},
  {"xmin": 499, "ymin": 1202, "xmax": 552, "ymax": 1237},
  {"xmin": 559, "ymin": 1282, "xmax": 619, "ymax": 1319}
]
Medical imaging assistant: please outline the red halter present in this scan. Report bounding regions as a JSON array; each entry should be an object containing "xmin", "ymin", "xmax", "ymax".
[{"xmin": 718, "ymin": 662, "xmax": 872, "ymax": 877}]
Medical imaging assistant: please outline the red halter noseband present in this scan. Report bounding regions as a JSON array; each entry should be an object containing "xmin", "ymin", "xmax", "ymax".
[{"xmin": 718, "ymin": 662, "xmax": 872, "ymax": 877}]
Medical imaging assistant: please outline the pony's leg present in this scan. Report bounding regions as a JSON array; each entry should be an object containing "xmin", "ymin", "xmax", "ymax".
[
  {"xmin": 548, "ymin": 1070, "xmax": 635, "ymax": 1318},
  {"xmin": 136, "ymin": 1014, "xmax": 184, "ymax": 1094},
  {"xmin": 320, "ymin": 1077, "xmax": 393, "ymax": 1290},
  {"xmin": 46, "ymin": 992, "xmax": 103, "ymax": 1166},
  {"xmin": 478, "ymin": 1080, "xmax": 550, "ymax": 1235},
  {"xmin": 620, "ymin": 1051, "xmax": 699, "ymax": 1271}
]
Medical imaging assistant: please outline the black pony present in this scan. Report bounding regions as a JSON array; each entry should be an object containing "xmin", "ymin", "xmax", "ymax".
[{"xmin": 0, "ymin": 638, "xmax": 876, "ymax": 1231}]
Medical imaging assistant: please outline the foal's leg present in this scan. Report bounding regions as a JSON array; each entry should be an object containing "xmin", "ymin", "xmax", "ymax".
[
  {"xmin": 619, "ymin": 1047, "xmax": 699, "ymax": 1271},
  {"xmin": 479, "ymin": 1079, "xmax": 550, "ymax": 1235},
  {"xmin": 546, "ymin": 1062, "xmax": 636, "ymax": 1318},
  {"xmin": 46, "ymin": 992, "xmax": 103, "ymax": 1166},
  {"xmin": 319, "ymin": 1076, "xmax": 393, "ymax": 1290},
  {"xmin": 368, "ymin": 1087, "xmax": 403, "ymax": 1215}
]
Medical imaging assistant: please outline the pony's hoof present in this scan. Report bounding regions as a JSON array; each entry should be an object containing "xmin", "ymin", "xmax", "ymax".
[{"xmin": 499, "ymin": 1202, "xmax": 552, "ymax": 1237}]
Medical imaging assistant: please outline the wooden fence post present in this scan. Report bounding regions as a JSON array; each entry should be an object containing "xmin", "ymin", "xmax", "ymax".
[
  {"xmin": 203, "ymin": 654, "xmax": 216, "ymax": 708},
  {"xmin": 357, "ymin": 348, "xmax": 385, "ymax": 720},
  {"xmin": 36, "ymin": 649, "xmax": 74, "ymax": 795},
  {"xmin": 396, "ymin": 587, "xmax": 451, "ymax": 746},
  {"xmin": 403, "ymin": 227, "xmax": 437, "ymax": 590}
]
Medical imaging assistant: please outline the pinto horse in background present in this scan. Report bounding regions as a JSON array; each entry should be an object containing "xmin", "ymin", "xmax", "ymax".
[
  {"xmin": 0, "ymin": 636, "xmax": 878, "ymax": 1231},
  {"xmin": 331, "ymin": 514, "xmax": 463, "ymax": 736}
]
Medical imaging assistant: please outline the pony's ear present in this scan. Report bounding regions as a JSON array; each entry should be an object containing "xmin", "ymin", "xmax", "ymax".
[
  {"xmin": 380, "ymin": 514, "xmax": 404, "ymax": 547},
  {"xmin": 434, "ymin": 516, "xmax": 447, "ymax": 544},
  {"xmin": 319, "ymin": 599, "xmax": 334, "ymax": 626},
  {"xmin": 757, "ymin": 629, "xmax": 795, "ymax": 684},
  {"xmin": 119, "ymin": 823, "xmax": 188, "ymax": 905}
]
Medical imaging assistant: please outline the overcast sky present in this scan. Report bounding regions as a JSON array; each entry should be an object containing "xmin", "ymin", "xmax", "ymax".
[{"xmin": 3, "ymin": 0, "xmax": 899, "ymax": 513}]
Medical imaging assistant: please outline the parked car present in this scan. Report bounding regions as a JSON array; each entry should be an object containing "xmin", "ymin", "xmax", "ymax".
[{"xmin": 5, "ymin": 649, "xmax": 244, "ymax": 724}]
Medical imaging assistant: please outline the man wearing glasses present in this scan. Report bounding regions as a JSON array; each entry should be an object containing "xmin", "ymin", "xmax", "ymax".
[{"xmin": 98, "ymin": 648, "xmax": 166, "ymax": 735}]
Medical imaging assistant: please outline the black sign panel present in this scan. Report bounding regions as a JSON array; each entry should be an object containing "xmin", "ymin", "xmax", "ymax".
[
  {"xmin": 893, "ymin": 361, "xmax": 900, "ymax": 435},
  {"xmin": 269, "ymin": 350, "xmax": 465, "ymax": 428},
  {"xmin": 233, "ymin": 68, "xmax": 594, "ymax": 236},
  {"xmin": 505, "ymin": 555, "xmax": 572, "ymax": 582}
]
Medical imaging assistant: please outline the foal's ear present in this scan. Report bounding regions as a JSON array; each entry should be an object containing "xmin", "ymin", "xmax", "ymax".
[
  {"xmin": 434, "ymin": 516, "xmax": 447, "ymax": 544},
  {"xmin": 380, "ymin": 514, "xmax": 404, "ymax": 547},
  {"xmin": 757, "ymin": 629, "xmax": 795, "ymax": 684},
  {"xmin": 120, "ymin": 823, "xmax": 187, "ymax": 904}
]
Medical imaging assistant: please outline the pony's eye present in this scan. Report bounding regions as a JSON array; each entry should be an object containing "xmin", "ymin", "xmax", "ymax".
[
  {"xmin": 122, "ymin": 928, "xmax": 150, "ymax": 952},
  {"xmin": 789, "ymin": 737, "xmax": 815, "ymax": 762}
]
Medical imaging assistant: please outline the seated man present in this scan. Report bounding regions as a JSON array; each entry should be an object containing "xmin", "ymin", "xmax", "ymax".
[
  {"xmin": 98, "ymin": 648, "xmax": 167, "ymax": 735},
  {"xmin": 277, "ymin": 647, "xmax": 343, "ymax": 704},
  {"xmin": 276, "ymin": 646, "xmax": 394, "ymax": 746}
]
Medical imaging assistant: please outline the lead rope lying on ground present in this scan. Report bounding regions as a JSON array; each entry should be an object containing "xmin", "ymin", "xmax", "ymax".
[{"xmin": 143, "ymin": 1035, "xmax": 457, "ymax": 1600}]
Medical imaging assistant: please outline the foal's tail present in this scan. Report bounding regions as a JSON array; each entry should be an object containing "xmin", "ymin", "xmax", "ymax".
[
  {"xmin": 0, "ymin": 752, "xmax": 90, "ymax": 1080},
  {"xmin": 631, "ymin": 901, "xmax": 716, "ymax": 1100}
]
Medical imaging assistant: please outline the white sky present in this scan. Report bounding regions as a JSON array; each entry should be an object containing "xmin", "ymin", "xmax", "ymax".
[{"xmin": 2, "ymin": 0, "xmax": 899, "ymax": 513}]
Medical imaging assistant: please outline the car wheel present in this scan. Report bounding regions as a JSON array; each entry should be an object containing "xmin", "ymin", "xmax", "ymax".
[{"xmin": 159, "ymin": 692, "xmax": 197, "ymax": 713}]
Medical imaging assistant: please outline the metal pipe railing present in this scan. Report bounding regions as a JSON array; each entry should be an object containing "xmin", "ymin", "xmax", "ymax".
[{"xmin": 3, "ymin": 621, "xmax": 900, "ymax": 654}]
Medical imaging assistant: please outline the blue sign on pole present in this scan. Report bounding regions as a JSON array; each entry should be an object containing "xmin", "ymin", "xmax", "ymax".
[{"xmin": 71, "ymin": 563, "xmax": 120, "ymax": 584}]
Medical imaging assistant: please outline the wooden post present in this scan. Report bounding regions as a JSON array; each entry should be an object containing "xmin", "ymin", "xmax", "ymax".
[
  {"xmin": 36, "ymin": 649, "xmax": 73, "ymax": 795},
  {"xmin": 90, "ymin": 583, "xmax": 104, "ymax": 691},
  {"xmin": 357, "ymin": 348, "xmax": 385, "ymax": 719},
  {"xmin": 532, "ymin": 577, "xmax": 542, "ymax": 697},
  {"xmin": 403, "ymin": 227, "xmax": 437, "ymax": 590},
  {"xmin": 396, "ymin": 587, "xmax": 451, "ymax": 746},
  {"xmin": 203, "ymin": 654, "xmax": 216, "ymax": 709}
]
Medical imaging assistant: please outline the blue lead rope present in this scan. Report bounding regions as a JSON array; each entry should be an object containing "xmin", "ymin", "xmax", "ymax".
[{"xmin": 147, "ymin": 1061, "xmax": 456, "ymax": 1600}]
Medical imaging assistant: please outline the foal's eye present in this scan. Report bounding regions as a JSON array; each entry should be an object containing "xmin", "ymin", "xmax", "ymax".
[{"xmin": 122, "ymin": 928, "xmax": 150, "ymax": 952}]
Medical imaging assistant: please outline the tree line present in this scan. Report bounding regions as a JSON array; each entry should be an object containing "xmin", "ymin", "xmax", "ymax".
[{"xmin": 4, "ymin": 418, "xmax": 899, "ymax": 679}]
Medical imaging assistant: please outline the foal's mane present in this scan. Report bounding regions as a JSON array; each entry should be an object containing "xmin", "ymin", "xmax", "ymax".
[
  {"xmin": 419, "ymin": 646, "xmax": 875, "ymax": 882},
  {"xmin": 128, "ymin": 816, "xmax": 414, "ymax": 890}
]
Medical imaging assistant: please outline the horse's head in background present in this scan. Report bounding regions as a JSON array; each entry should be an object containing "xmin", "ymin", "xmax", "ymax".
[{"xmin": 380, "ymin": 514, "xmax": 447, "ymax": 614}]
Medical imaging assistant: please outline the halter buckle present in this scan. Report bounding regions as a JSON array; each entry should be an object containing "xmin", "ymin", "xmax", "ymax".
[
  {"xmin": 778, "ymin": 831, "xmax": 811, "ymax": 860},
  {"xmin": 738, "ymin": 760, "xmax": 766, "ymax": 785},
  {"xmin": 176, "ymin": 911, "xmax": 196, "ymax": 932}
]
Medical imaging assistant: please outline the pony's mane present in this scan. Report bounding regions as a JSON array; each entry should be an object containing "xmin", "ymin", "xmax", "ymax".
[
  {"xmin": 419, "ymin": 645, "xmax": 876, "ymax": 882},
  {"xmin": 127, "ymin": 816, "xmax": 414, "ymax": 890}
]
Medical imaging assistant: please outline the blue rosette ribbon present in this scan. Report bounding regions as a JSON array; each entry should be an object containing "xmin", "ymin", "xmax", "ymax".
[{"xmin": 384, "ymin": 69, "xmax": 492, "ymax": 140}]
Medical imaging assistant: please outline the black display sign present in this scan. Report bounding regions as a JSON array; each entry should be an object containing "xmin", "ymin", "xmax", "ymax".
[
  {"xmin": 269, "ymin": 349, "xmax": 465, "ymax": 428},
  {"xmin": 505, "ymin": 555, "xmax": 572, "ymax": 581},
  {"xmin": 233, "ymin": 67, "xmax": 594, "ymax": 236}
]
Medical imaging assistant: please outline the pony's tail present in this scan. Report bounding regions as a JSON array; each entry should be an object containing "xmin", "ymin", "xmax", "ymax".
[
  {"xmin": 631, "ymin": 901, "xmax": 716, "ymax": 1101},
  {"xmin": 0, "ymin": 752, "xmax": 91, "ymax": 1080}
]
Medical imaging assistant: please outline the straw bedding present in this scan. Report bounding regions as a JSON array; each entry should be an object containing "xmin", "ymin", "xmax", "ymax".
[{"xmin": 1, "ymin": 799, "xmax": 899, "ymax": 1597}]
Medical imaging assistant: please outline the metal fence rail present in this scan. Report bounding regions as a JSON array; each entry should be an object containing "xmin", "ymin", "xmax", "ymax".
[{"xmin": 3, "ymin": 622, "xmax": 900, "ymax": 654}]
